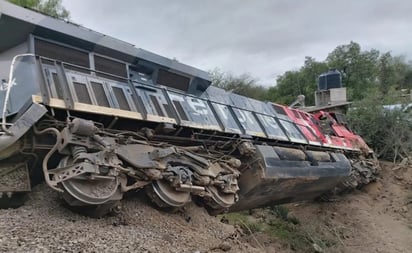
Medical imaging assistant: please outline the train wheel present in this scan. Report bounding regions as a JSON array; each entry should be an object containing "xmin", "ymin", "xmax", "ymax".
[
  {"xmin": 61, "ymin": 176, "xmax": 119, "ymax": 205},
  {"xmin": 57, "ymin": 156, "xmax": 121, "ymax": 217},
  {"xmin": 145, "ymin": 180, "xmax": 191, "ymax": 209},
  {"xmin": 205, "ymin": 186, "xmax": 236, "ymax": 215}
]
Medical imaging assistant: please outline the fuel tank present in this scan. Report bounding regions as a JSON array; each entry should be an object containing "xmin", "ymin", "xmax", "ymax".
[{"xmin": 230, "ymin": 145, "xmax": 351, "ymax": 211}]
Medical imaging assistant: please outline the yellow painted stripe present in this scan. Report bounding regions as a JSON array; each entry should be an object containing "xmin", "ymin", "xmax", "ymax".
[{"xmin": 33, "ymin": 95, "xmax": 144, "ymax": 120}]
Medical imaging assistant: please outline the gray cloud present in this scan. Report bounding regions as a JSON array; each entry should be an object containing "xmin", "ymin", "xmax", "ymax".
[{"xmin": 62, "ymin": 0, "xmax": 412, "ymax": 86}]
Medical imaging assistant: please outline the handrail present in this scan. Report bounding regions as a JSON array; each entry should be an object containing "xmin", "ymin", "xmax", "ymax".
[{"xmin": 1, "ymin": 54, "xmax": 35, "ymax": 135}]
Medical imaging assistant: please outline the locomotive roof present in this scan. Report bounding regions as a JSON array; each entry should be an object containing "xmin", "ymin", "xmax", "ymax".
[{"xmin": 0, "ymin": 0, "xmax": 210, "ymax": 82}]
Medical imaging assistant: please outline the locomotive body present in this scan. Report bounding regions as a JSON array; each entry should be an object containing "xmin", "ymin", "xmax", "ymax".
[{"xmin": 0, "ymin": 1, "xmax": 377, "ymax": 215}]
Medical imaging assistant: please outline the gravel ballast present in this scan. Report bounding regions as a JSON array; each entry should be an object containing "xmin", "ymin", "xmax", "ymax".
[{"xmin": 0, "ymin": 184, "xmax": 259, "ymax": 253}]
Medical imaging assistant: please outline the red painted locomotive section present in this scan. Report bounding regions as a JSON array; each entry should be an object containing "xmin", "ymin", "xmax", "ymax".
[{"xmin": 276, "ymin": 104, "xmax": 370, "ymax": 153}]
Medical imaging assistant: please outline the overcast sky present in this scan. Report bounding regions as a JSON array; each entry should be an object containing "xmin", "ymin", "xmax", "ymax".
[{"xmin": 62, "ymin": 0, "xmax": 412, "ymax": 86}]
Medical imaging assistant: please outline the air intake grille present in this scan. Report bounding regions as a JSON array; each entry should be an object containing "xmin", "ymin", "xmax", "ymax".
[
  {"xmin": 113, "ymin": 87, "xmax": 130, "ymax": 110},
  {"xmin": 91, "ymin": 82, "xmax": 110, "ymax": 107},
  {"xmin": 150, "ymin": 95, "xmax": 165, "ymax": 117},
  {"xmin": 157, "ymin": 69, "xmax": 190, "ymax": 91},
  {"xmin": 73, "ymin": 82, "xmax": 91, "ymax": 104},
  {"xmin": 35, "ymin": 39, "xmax": 90, "ymax": 68},
  {"xmin": 173, "ymin": 101, "xmax": 189, "ymax": 121}
]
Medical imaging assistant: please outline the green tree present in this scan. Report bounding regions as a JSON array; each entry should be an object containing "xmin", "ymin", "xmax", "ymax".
[
  {"xmin": 267, "ymin": 70, "xmax": 301, "ymax": 105},
  {"xmin": 389, "ymin": 56, "xmax": 412, "ymax": 90},
  {"xmin": 268, "ymin": 57, "xmax": 328, "ymax": 105},
  {"xmin": 372, "ymin": 52, "xmax": 412, "ymax": 95},
  {"xmin": 210, "ymin": 68, "xmax": 268, "ymax": 101},
  {"xmin": 326, "ymin": 41, "xmax": 379, "ymax": 100},
  {"xmin": 8, "ymin": 0, "xmax": 70, "ymax": 19},
  {"xmin": 403, "ymin": 61, "xmax": 412, "ymax": 90},
  {"xmin": 377, "ymin": 52, "xmax": 396, "ymax": 94}
]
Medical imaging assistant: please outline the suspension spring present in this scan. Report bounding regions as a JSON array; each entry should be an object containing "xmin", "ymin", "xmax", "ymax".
[{"xmin": 72, "ymin": 146, "xmax": 87, "ymax": 161}]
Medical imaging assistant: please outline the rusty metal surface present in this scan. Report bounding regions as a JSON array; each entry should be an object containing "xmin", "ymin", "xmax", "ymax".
[{"xmin": 30, "ymin": 118, "xmax": 240, "ymax": 214}]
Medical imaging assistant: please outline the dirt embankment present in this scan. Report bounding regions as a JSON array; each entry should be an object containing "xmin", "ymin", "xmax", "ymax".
[
  {"xmin": 293, "ymin": 160, "xmax": 412, "ymax": 253},
  {"xmin": 0, "ymin": 161, "xmax": 411, "ymax": 253},
  {"xmin": 233, "ymin": 161, "xmax": 412, "ymax": 253}
]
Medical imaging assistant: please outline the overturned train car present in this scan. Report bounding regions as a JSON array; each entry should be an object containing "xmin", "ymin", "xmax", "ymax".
[{"xmin": 0, "ymin": 1, "xmax": 378, "ymax": 216}]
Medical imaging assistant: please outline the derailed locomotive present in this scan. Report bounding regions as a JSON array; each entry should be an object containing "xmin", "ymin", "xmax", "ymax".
[{"xmin": 0, "ymin": 1, "xmax": 377, "ymax": 216}]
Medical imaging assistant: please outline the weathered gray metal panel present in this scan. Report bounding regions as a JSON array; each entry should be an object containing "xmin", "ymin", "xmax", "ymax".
[
  {"xmin": 0, "ymin": 42, "xmax": 28, "ymax": 80},
  {"xmin": 255, "ymin": 114, "xmax": 289, "ymax": 140},
  {"xmin": 210, "ymin": 102, "xmax": 242, "ymax": 134},
  {"xmin": 0, "ymin": 103, "xmax": 47, "ymax": 153},
  {"xmin": 205, "ymin": 87, "xmax": 309, "ymax": 142},
  {"xmin": 167, "ymin": 91, "xmax": 221, "ymax": 130},
  {"xmin": 135, "ymin": 85, "xmax": 175, "ymax": 120},
  {"xmin": 277, "ymin": 119, "xmax": 308, "ymax": 143},
  {"xmin": 0, "ymin": 14, "xmax": 34, "ymax": 52},
  {"xmin": 203, "ymin": 86, "xmax": 229, "ymax": 103},
  {"xmin": 205, "ymin": 87, "xmax": 272, "ymax": 136},
  {"xmin": 231, "ymin": 108, "xmax": 265, "ymax": 136}
]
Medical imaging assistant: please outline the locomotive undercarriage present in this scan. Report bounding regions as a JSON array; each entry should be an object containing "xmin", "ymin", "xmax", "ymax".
[
  {"xmin": 0, "ymin": 108, "xmax": 246, "ymax": 216},
  {"xmin": 0, "ymin": 104, "xmax": 379, "ymax": 217}
]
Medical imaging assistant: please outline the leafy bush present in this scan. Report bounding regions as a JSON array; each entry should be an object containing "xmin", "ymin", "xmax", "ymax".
[{"xmin": 347, "ymin": 89, "xmax": 412, "ymax": 161}]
